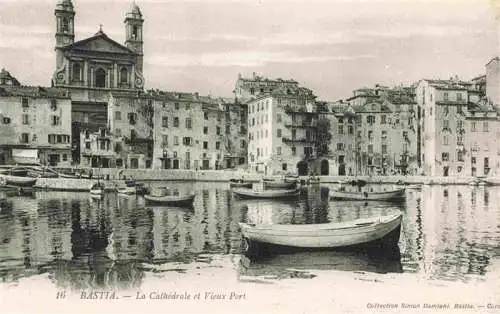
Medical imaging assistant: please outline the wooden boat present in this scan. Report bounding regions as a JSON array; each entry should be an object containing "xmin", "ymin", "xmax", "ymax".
[
  {"xmin": 232, "ymin": 188, "xmax": 300, "ymax": 199},
  {"xmin": 89, "ymin": 182, "xmax": 104, "ymax": 198},
  {"xmin": 330, "ymin": 188, "xmax": 405, "ymax": 201},
  {"xmin": 263, "ymin": 180, "xmax": 297, "ymax": 190},
  {"xmin": 229, "ymin": 179, "xmax": 253, "ymax": 188},
  {"xmin": 0, "ymin": 174, "xmax": 37, "ymax": 187},
  {"xmin": 144, "ymin": 193, "xmax": 195, "ymax": 207},
  {"xmin": 239, "ymin": 212, "xmax": 402, "ymax": 252},
  {"xmin": 117, "ymin": 186, "xmax": 136, "ymax": 195}
]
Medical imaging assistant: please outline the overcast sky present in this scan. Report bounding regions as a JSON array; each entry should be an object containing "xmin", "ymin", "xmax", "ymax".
[{"xmin": 0, "ymin": 0, "xmax": 499, "ymax": 100}]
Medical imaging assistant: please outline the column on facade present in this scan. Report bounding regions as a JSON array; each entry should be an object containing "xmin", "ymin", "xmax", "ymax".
[
  {"xmin": 113, "ymin": 63, "xmax": 118, "ymax": 88},
  {"xmin": 131, "ymin": 64, "xmax": 136, "ymax": 88},
  {"xmin": 107, "ymin": 67, "xmax": 112, "ymax": 88},
  {"xmin": 90, "ymin": 67, "xmax": 94, "ymax": 87},
  {"xmin": 83, "ymin": 60, "xmax": 88, "ymax": 87}
]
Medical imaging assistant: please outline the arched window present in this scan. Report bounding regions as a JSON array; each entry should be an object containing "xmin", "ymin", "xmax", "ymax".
[
  {"xmin": 62, "ymin": 18, "xmax": 69, "ymax": 33},
  {"xmin": 120, "ymin": 67, "xmax": 128, "ymax": 84},
  {"xmin": 95, "ymin": 68, "xmax": 106, "ymax": 88},
  {"xmin": 72, "ymin": 63, "xmax": 81, "ymax": 81},
  {"xmin": 132, "ymin": 26, "xmax": 138, "ymax": 39}
]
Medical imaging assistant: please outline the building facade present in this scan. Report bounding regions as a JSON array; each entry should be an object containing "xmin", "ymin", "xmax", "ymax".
[
  {"xmin": 0, "ymin": 85, "xmax": 72, "ymax": 166},
  {"xmin": 247, "ymin": 85, "xmax": 318, "ymax": 175}
]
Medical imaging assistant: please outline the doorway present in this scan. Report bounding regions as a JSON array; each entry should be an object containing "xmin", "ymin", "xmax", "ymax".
[
  {"xmin": 320, "ymin": 159, "xmax": 329, "ymax": 175},
  {"xmin": 297, "ymin": 161, "xmax": 308, "ymax": 176}
]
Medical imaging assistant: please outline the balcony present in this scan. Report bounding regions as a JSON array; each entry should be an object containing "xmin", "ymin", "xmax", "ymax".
[
  {"xmin": 283, "ymin": 105, "xmax": 316, "ymax": 115},
  {"xmin": 282, "ymin": 137, "xmax": 317, "ymax": 144}
]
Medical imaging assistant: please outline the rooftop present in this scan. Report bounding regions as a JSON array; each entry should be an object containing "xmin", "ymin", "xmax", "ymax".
[{"xmin": 0, "ymin": 85, "xmax": 70, "ymax": 98}]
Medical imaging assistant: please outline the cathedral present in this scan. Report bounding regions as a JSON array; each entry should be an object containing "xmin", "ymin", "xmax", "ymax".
[{"xmin": 51, "ymin": 0, "xmax": 152, "ymax": 166}]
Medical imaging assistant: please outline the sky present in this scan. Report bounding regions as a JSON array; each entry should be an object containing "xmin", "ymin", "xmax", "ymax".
[{"xmin": 0, "ymin": 0, "xmax": 499, "ymax": 100}]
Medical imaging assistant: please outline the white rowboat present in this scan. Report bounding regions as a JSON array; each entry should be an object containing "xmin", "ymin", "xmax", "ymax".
[
  {"xmin": 232, "ymin": 188, "xmax": 300, "ymax": 199},
  {"xmin": 117, "ymin": 186, "xmax": 136, "ymax": 195},
  {"xmin": 330, "ymin": 188, "xmax": 405, "ymax": 201},
  {"xmin": 239, "ymin": 212, "xmax": 402, "ymax": 249}
]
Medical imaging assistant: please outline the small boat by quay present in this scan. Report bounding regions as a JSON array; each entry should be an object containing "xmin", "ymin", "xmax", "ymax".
[
  {"xmin": 232, "ymin": 188, "xmax": 300, "ymax": 199},
  {"xmin": 330, "ymin": 188, "xmax": 405, "ymax": 201},
  {"xmin": 117, "ymin": 186, "xmax": 136, "ymax": 195},
  {"xmin": 229, "ymin": 179, "xmax": 253, "ymax": 188},
  {"xmin": 239, "ymin": 212, "xmax": 402, "ymax": 256},
  {"xmin": 144, "ymin": 193, "xmax": 196, "ymax": 207},
  {"xmin": 263, "ymin": 180, "xmax": 297, "ymax": 190},
  {"xmin": 0, "ymin": 174, "xmax": 37, "ymax": 187}
]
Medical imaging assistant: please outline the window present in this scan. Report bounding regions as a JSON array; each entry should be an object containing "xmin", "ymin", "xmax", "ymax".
[
  {"xmin": 252, "ymin": 118, "xmax": 255, "ymax": 126},
  {"xmin": 485, "ymin": 157, "xmax": 490, "ymax": 168},
  {"xmin": 337, "ymin": 143, "xmax": 344, "ymax": 151},
  {"xmin": 457, "ymin": 120, "xmax": 463, "ymax": 129},
  {"xmin": 457, "ymin": 135, "xmax": 463, "ymax": 144},
  {"xmin": 442, "ymin": 153, "xmax": 449, "ymax": 161},
  {"xmin": 186, "ymin": 103, "xmax": 191, "ymax": 110},
  {"xmin": 51, "ymin": 116, "xmax": 60, "ymax": 126},
  {"xmin": 444, "ymin": 92, "xmax": 449, "ymax": 101},
  {"xmin": 3, "ymin": 117, "xmax": 11, "ymax": 124},
  {"xmin": 458, "ymin": 151, "xmax": 464, "ymax": 161},
  {"xmin": 217, "ymin": 113, "xmax": 221, "ymax": 122},
  {"xmin": 292, "ymin": 146, "xmax": 296, "ymax": 156},
  {"xmin": 338, "ymin": 125, "xmax": 344, "ymax": 134},
  {"xmin": 22, "ymin": 98, "xmax": 29, "ymax": 109},
  {"xmin": 175, "ymin": 103, "xmax": 180, "ymax": 110},
  {"xmin": 216, "ymin": 142, "xmax": 220, "ymax": 150},
  {"xmin": 203, "ymin": 141, "xmax": 208, "ymax": 149},
  {"xmin": 95, "ymin": 68, "xmax": 106, "ymax": 88},
  {"xmin": 472, "ymin": 157, "xmax": 476, "ymax": 164},
  {"xmin": 277, "ymin": 114, "xmax": 282, "ymax": 122},
  {"xmin": 162, "ymin": 135, "xmax": 168, "ymax": 146},
  {"xmin": 348, "ymin": 125, "xmax": 353, "ymax": 134},
  {"xmin": 381, "ymin": 130, "xmax": 387, "ymax": 138},
  {"xmin": 85, "ymin": 142, "xmax": 91, "ymax": 149},
  {"xmin": 368, "ymin": 131, "xmax": 373, "ymax": 140},
  {"xmin": 115, "ymin": 111, "xmax": 121, "ymax": 120},
  {"xmin": 100, "ymin": 140, "xmax": 106, "ymax": 150},
  {"xmin": 20, "ymin": 133, "xmax": 29, "ymax": 143},
  {"xmin": 130, "ymin": 129, "xmax": 136, "ymax": 140},
  {"xmin": 185, "ymin": 118, "xmax": 192, "ymax": 129},
  {"xmin": 203, "ymin": 126, "xmax": 208, "ymax": 134},
  {"xmin": 304, "ymin": 146, "xmax": 313, "ymax": 156},
  {"xmin": 183, "ymin": 137, "xmax": 192, "ymax": 146},
  {"xmin": 443, "ymin": 106, "xmax": 449, "ymax": 115},
  {"xmin": 173, "ymin": 117, "xmax": 179, "ymax": 127},
  {"xmin": 277, "ymin": 129, "xmax": 282, "ymax": 137},
  {"xmin": 240, "ymin": 140, "xmax": 246, "ymax": 148},
  {"xmin": 216, "ymin": 126, "xmax": 221, "ymax": 135},
  {"xmin": 368, "ymin": 144, "xmax": 373, "ymax": 153},
  {"xmin": 128, "ymin": 112, "xmax": 137, "ymax": 125},
  {"xmin": 381, "ymin": 115, "xmax": 387, "ymax": 124},
  {"xmin": 225, "ymin": 124, "xmax": 230, "ymax": 134},
  {"xmin": 265, "ymin": 129, "xmax": 268, "ymax": 138},
  {"xmin": 22, "ymin": 114, "xmax": 29, "ymax": 125},
  {"xmin": 357, "ymin": 131, "xmax": 361, "ymax": 138},
  {"xmin": 382, "ymin": 144, "xmax": 387, "ymax": 154},
  {"xmin": 204, "ymin": 112, "xmax": 208, "ymax": 120},
  {"xmin": 265, "ymin": 115, "xmax": 268, "ymax": 123},
  {"xmin": 162, "ymin": 116, "xmax": 168, "ymax": 127},
  {"xmin": 282, "ymin": 163, "xmax": 287, "ymax": 171},
  {"xmin": 174, "ymin": 136, "xmax": 179, "ymax": 145},
  {"xmin": 72, "ymin": 63, "xmax": 81, "ymax": 81},
  {"xmin": 277, "ymin": 146, "xmax": 282, "ymax": 155},
  {"xmin": 457, "ymin": 93, "xmax": 463, "ymax": 101},
  {"xmin": 120, "ymin": 67, "xmax": 128, "ymax": 84},
  {"xmin": 367, "ymin": 115, "xmax": 375, "ymax": 124},
  {"xmin": 483, "ymin": 122, "xmax": 489, "ymax": 132},
  {"xmin": 443, "ymin": 135, "xmax": 449, "ymax": 145},
  {"xmin": 61, "ymin": 17, "xmax": 69, "ymax": 32},
  {"xmin": 471, "ymin": 122, "xmax": 476, "ymax": 132}
]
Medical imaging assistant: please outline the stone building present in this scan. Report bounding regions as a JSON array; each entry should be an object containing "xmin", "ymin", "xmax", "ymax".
[
  {"xmin": 0, "ymin": 85, "xmax": 72, "ymax": 166},
  {"xmin": 0, "ymin": 69, "xmax": 21, "ymax": 86},
  {"xmin": 51, "ymin": 0, "xmax": 146, "ymax": 163},
  {"xmin": 246, "ymin": 85, "xmax": 317, "ymax": 175},
  {"xmin": 151, "ymin": 91, "xmax": 246, "ymax": 170},
  {"xmin": 234, "ymin": 73, "xmax": 301, "ymax": 103},
  {"xmin": 416, "ymin": 78, "xmax": 499, "ymax": 177},
  {"xmin": 320, "ymin": 86, "xmax": 418, "ymax": 176}
]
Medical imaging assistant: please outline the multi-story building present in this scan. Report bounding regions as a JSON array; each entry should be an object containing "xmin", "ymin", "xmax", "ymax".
[
  {"xmin": 234, "ymin": 73, "xmax": 301, "ymax": 103},
  {"xmin": 0, "ymin": 69, "xmax": 21, "ymax": 86},
  {"xmin": 51, "ymin": 0, "xmax": 146, "ymax": 162},
  {"xmin": 319, "ymin": 86, "xmax": 418, "ymax": 176},
  {"xmin": 79, "ymin": 127, "xmax": 115, "ymax": 168},
  {"xmin": 0, "ymin": 85, "xmax": 72, "ymax": 166},
  {"xmin": 417, "ymin": 78, "xmax": 499, "ymax": 177},
  {"xmin": 151, "ymin": 91, "xmax": 246, "ymax": 170},
  {"xmin": 247, "ymin": 85, "xmax": 317, "ymax": 175}
]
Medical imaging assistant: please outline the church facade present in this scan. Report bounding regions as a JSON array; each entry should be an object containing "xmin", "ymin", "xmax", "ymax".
[{"xmin": 51, "ymin": 0, "xmax": 152, "ymax": 168}]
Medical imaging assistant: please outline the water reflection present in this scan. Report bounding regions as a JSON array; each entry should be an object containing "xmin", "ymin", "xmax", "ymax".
[{"xmin": 0, "ymin": 183, "xmax": 498, "ymax": 289}]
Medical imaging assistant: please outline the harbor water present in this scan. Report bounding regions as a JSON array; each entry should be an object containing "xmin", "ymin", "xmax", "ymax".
[{"xmin": 0, "ymin": 182, "xmax": 499, "ymax": 313}]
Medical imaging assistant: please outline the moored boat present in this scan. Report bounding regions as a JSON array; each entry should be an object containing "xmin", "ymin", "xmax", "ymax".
[
  {"xmin": 330, "ymin": 188, "xmax": 405, "ymax": 201},
  {"xmin": 0, "ymin": 174, "xmax": 37, "ymax": 187},
  {"xmin": 144, "ymin": 193, "xmax": 195, "ymax": 207},
  {"xmin": 117, "ymin": 186, "xmax": 137, "ymax": 195},
  {"xmin": 229, "ymin": 179, "xmax": 253, "ymax": 188},
  {"xmin": 89, "ymin": 182, "xmax": 104, "ymax": 198},
  {"xmin": 232, "ymin": 188, "xmax": 300, "ymax": 199},
  {"xmin": 263, "ymin": 180, "xmax": 297, "ymax": 190},
  {"xmin": 239, "ymin": 212, "xmax": 402, "ymax": 253}
]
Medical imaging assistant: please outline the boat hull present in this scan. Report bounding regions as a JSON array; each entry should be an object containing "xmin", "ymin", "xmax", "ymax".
[
  {"xmin": 263, "ymin": 181, "xmax": 297, "ymax": 190},
  {"xmin": 229, "ymin": 182, "xmax": 253, "ymax": 188},
  {"xmin": 232, "ymin": 188, "xmax": 300, "ymax": 199},
  {"xmin": 239, "ymin": 213, "xmax": 402, "ymax": 249},
  {"xmin": 117, "ymin": 187, "xmax": 136, "ymax": 195},
  {"xmin": 0, "ymin": 175, "xmax": 37, "ymax": 187},
  {"xmin": 330, "ymin": 189, "xmax": 405, "ymax": 201},
  {"xmin": 144, "ymin": 194, "xmax": 195, "ymax": 207}
]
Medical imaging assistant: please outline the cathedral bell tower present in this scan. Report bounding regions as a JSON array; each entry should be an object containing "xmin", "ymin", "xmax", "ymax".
[
  {"xmin": 125, "ymin": 2, "xmax": 144, "ymax": 74},
  {"xmin": 55, "ymin": 0, "xmax": 75, "ymax": 48}
]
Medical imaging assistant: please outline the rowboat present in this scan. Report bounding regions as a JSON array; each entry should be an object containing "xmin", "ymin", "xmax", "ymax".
[
  {"xmin": 0, "ymin": 174, "xmax": 37, "ymax": 187},
  {"xmin": 232, "ymin": 188, "xmax": 300, "ymax": 199},
  {"xmin": 229, "ymin": 179, "xmax": 253, "ymax": 188},
  {"xmin": 330, "ymin": 188, "xmax": 405, "ymax": 201},
  {"xmin": 89, "ymin": 182, "xmax": 104, "ymax": 198},
  {"xmin": 117, "ymin": 186, "xmax": 136, "ymax": 195},
  {"xmin": 239, "ymin": 212, "xmax": 402, "ymax": 254},
  {"xmin": 144, "ymin": 193, "xmax": 195, "ymax": 207},
  {"xmin": 263, "ymin": 180, "xmax": 297, "ymax": 190}
]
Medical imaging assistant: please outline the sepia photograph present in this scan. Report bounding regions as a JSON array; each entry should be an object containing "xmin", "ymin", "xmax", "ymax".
[{"xmin": 0, "ymin": 0, "xmax": 500, "ymax": 313}]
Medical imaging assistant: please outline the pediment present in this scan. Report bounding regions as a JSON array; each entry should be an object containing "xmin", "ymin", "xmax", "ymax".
[{"xmin": 64, "ymin": 33, "xmax": 135, "ymax": 55}]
